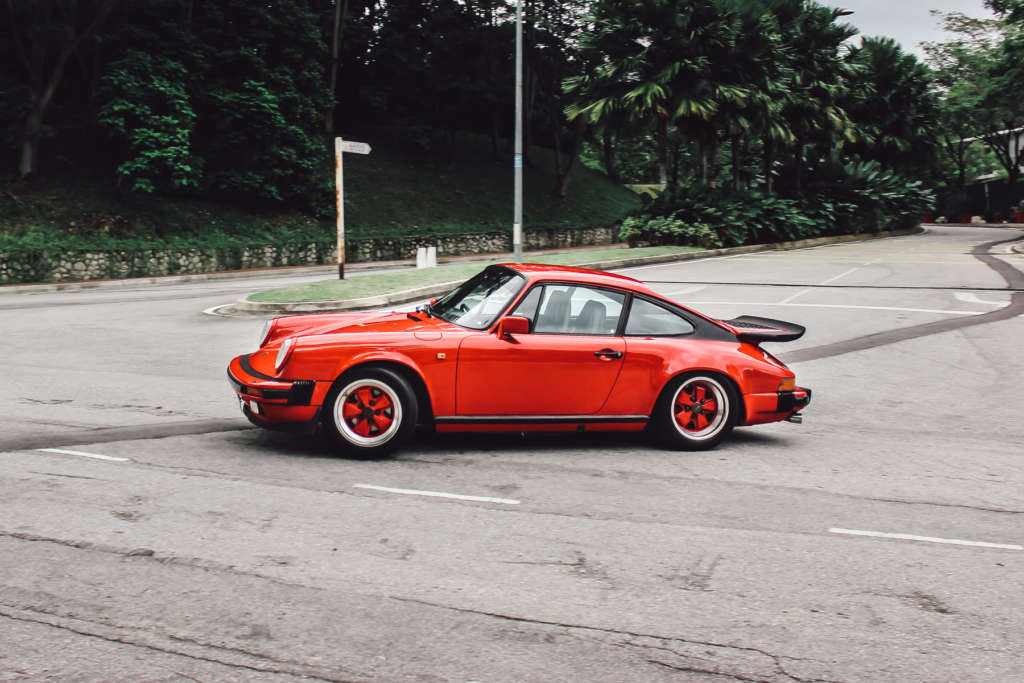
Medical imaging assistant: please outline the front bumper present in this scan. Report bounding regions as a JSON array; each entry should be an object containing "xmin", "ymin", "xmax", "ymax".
[{"xmin": 227, "ymin": 354, "xmax": 325, "ymax": 431}]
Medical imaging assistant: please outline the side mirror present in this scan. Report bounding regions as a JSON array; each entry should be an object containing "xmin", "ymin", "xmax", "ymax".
[
  {"xmin": 496, "ymin": 316, "xmax": 530, "ymax": 340},
  {"xmin": 429, "ymin": 298, "xmax": 438, "ymax": 305}
]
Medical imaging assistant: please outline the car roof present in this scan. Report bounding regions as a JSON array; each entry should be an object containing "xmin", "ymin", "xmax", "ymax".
[{"xmin": 500, "ymin": 262, "xmax": 655, "ymax": 293}]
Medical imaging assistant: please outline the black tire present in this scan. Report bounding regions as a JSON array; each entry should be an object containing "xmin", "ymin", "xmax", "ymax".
[
  {"xmin": 652, "ymin": 372, "xmax": 738, "ymax": 450},
  {"xmin": 322, "ymin": 367, "xmax": 419, "ymax": 458}
]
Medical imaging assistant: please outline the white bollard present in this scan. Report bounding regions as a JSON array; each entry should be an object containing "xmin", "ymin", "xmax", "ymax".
[
  {"xmin": 427, "ymin": 245, "xmax": 437, "ymax": 268},
  {"xmin": 416, "ymin": 246, "xmax": 426, "ymax": 269}
]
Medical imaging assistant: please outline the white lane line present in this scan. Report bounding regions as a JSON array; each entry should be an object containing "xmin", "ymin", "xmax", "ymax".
[
  {"xmin": 660, "ymin": 284, "xmax": 707, "ymax": 297},
  {"xmin": 779, "ymin": 288, "xmax": 812, "ymax": 305},
  {"xmin": 35, "ymin": 448, "xmax": 130, "ymax": 463},
  {"xmin": 954, "ymin": 292, "xmax": 1005, "ymax": 306},
  {"xmin": 685, "ymin": 301, "xmax": 987, "ymax": 315},
  {"xmin": 353, "ymin": 483, "xmax": 520, "ymax": 505},
  {"xmin": 782, "ymin": 260, "xmax": 881, "ymax": 305},
  {"xmin": 829, "ymin": 528, "xmax": 1022, "ymax": 550}
]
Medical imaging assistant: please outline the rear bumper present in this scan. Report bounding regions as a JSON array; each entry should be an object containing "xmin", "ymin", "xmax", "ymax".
[
  {"xmin": 777, "ymin": 387, "xmax": 812, "ymax": 413},
  {"xmin": 227, "ymin": 354, "xmax": 326, "ymax": 430},
  {"xmin": 743, "ymin": 387, "xmax": 812, "ymax": 426}
]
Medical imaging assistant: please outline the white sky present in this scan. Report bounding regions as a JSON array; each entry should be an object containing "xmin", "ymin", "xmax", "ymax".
[{"xmin": 836, "ymin": 0, "xmax": 996, "ymax": 58}]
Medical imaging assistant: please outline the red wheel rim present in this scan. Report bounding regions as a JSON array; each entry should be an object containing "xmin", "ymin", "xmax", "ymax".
[
  {"xmin": 334, "ymin": 379, "xmax": 403, "ymax": 447},
  {"xmin": 671, "ymin": 377, "xmax": 727, "ymax": 439}
]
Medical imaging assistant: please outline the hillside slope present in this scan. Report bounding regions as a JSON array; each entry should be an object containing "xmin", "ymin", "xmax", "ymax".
[{"xmin": 1, "ymin": 135, "xmax": 641, "ymax": 245}]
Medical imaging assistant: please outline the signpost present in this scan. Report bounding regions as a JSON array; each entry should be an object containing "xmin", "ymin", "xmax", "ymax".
[{"xmin": 334, "ymin": 137, "xmax": 372, "ymax": 279}]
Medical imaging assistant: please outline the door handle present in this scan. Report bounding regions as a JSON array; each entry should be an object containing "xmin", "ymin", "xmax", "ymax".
[{"xmin": 594, "ymin": 349, "xmax": 623, "ymax": 359}]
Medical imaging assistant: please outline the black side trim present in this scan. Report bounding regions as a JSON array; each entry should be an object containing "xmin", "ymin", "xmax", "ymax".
[
  {"xmin": 434, "ymin": 415, "xmax": 649, "ymax": 425},
  {"xmin": 240, "ymin": 354, "xmax": 281, "ymax": 381}
]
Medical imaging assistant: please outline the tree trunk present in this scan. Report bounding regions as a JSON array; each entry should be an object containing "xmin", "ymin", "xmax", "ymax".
[
  {"xmin": 12, "ymin": 0, "xmax": 116, "ymax": 178},
  {"xmin": 325, "ymin": 0, "xmax": 348, "ymax": 137},
  {"xmin": 18, "ymin": 107, "xmax": 43, "ymax": 179},
  {"xmin": 602, "ymin": 129, "xmax": 618, "ymax": 181},
  {"xmin": 731, "ymin": 136, "xmax": 741, "ymax": 190},
  {"xmin": 551, "ymin": 104, "xmax": 564, "ymax": 177},
  {"xmin": 763, "ymin": 134, "xmax": 775, "ymax": 194},
  {"xmin": 657, "ymin": 117, "xmax": 669, "ymax": 189},
  {"xmin": 556, "ymin": 117, "xmax": 587, "ymax": 198}
]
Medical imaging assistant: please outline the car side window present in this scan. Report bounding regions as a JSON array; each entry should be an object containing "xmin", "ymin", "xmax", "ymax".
[
  {"xmin": 625, "ymin": 298, "xmax": 696, "ymax": 336},
  {"xmin": 509, "ymin": 286, "xmax": 542, "ymax": 324},
  {"xmin": 533, "ymin": 285, "xmax": 624, "ymax": 335}
]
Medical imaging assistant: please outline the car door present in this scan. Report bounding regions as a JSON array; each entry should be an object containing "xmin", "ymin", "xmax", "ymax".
[{"xmin": 456, "ymin": 284, "xmax": 627, "ymax": 416}]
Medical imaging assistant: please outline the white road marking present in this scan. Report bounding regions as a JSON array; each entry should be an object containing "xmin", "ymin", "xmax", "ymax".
[
  {"xmin": 686, "ymin": 301, "xmax": 988, "ymax": 315},
  {"xmin": 202, "ymin": 304, "xmax": 235, "ymax": 317},
  {"xmin": 829, "ymin": 528, "xmax": 1022, "ymax": 550},
  {"xmin": 353, "ymin": 483, "xmax": 521, "ymax": 505},
  {"xmin": 660, "ymin": 284, "xmax": 706, "ymax": 297},
  {"xmin": 779, "ymin": 288, "xmax": 812, "ymax": 304},
  {"xmin": 954, "ymin": 292, "xmax": 1005, "ymax": 306},
  {"xmin": 782, "ymin": 260, "xmax": 882, "ymax": 305},
  {"xmin": 35, "ymin": 448, "xmax": 129, "ymax": 463}
]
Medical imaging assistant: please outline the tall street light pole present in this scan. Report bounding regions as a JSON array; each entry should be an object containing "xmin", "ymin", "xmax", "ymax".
[{"xmin": 513, "ymin": 0, "xmax": 524, "ymax": 261}]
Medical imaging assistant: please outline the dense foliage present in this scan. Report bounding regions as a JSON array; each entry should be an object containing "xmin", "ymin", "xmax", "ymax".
[{"xmin": 4, "ymin": 0, "xmax": 1016, "ymax": 247}]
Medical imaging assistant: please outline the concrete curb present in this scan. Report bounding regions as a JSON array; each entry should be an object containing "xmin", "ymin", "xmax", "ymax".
[
  {"xmin": 0, "ymin": 243, "xmax": 639, "ymax": 295},
  {"xmin": 236, "ymin": 228, "xmax": 921, "ymax": 315}
]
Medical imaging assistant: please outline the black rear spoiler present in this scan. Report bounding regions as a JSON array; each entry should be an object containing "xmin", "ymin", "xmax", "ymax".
[{"xmin": 719, "ymin": 315, "xmax": 806, "ymax": 344}]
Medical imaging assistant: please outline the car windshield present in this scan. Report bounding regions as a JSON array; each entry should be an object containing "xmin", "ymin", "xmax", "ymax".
[{"xmin": 431, "ymin": 267, "xmax": 525, "ymax": 330}]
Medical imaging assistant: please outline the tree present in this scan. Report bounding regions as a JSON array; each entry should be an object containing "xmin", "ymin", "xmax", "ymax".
[
  {"xmin": 842, "ymin": 38, "xmax": 939, "ymax": 180},
  {"xmin": 5, "ymin": 0, "xmax": 117, "ymax": 178},
  {"xmin": 923, "ymin": 11, "xmax": 1004, "ymax": 189}
]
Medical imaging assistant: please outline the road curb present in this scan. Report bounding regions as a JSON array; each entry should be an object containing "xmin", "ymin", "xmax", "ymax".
[{"xmin": 236, "ymin": 228, "xmax": 921, "ymax": 315}]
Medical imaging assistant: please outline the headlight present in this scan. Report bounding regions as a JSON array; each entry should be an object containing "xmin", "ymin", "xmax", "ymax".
[
  {"xmin": 258, "ymin": 319, "xmax": 276, "ymax": 348},
  {"xmin": 275, "ymin": 338, "xmax": 296, "ymax": 371}
]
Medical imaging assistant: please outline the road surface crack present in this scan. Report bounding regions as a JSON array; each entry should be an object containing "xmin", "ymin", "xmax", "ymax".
[
  {"xmin": 0, "ymin": 530, "xmax": 319, "ymax": 591},
  {"xmin": 389, "ymin": 596, "xmax": 841, "ymax": 683},
  {"xmin": 0, "ymin": 604, "xmax": 360, "ymax": 682}
]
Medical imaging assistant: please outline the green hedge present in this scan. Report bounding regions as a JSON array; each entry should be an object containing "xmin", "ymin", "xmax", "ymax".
[{"xmin": 623, "ymin": 159, "xmax": 933, "ymax": 248}]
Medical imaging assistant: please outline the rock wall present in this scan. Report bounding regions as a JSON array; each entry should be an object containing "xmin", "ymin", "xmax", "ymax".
[{"xmin": 0, "ymin": 226, "xmax": 617, "ymax": 284}]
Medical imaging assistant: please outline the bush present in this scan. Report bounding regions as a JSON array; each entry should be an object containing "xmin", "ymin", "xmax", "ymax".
[
  {"xmin": 626, "ymin": 158, "xmax": 932, "ymax": 249},
  {"xmin": 619, "ymin": 215, "xmax": 723, "ymax": 248}
]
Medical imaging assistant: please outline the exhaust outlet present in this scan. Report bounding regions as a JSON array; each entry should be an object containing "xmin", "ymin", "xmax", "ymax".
[{"xmin": 786, "ymin": 414, "xmax": 803, "ymax": 424}]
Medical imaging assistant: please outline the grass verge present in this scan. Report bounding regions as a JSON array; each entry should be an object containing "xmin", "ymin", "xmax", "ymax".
[{"xmin": 248, "ymin": 246, "xmax": 701, "ymax": 303}]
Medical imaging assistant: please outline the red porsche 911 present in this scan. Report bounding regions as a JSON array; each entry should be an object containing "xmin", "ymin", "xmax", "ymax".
[{"xmin": 228, "ymin": 264, "xmax": 810, "ymax": 457}]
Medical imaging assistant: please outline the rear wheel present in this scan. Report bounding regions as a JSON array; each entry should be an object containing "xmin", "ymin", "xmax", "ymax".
[
  {"xmin": 654, "ymin": 373, "xmax": 737, "ymax": 450},
  {"xmin": 323, "ymin": 368, "xmax": 418, "ymax": 458}
]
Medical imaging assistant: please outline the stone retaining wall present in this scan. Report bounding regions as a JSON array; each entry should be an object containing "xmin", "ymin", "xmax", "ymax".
[{"xmin": 0, "ymin": 225, "xmax": 617, "ymax": 284}]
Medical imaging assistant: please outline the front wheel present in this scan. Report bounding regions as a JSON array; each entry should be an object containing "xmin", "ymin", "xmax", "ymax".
[
  {"xmin": 323, "ymin": 368, "xmax": 419, "ymax": 458},
  {"xmin": 653, "ymin": 373, "xmax": 738, "ymax": 450}
]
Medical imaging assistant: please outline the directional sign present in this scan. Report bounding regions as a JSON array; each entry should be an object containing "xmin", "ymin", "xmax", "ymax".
[
  {"xmin": 336, "ymin": 139, "xmax": 371, "ymax": 155},
  {"xmin": 334, "ymin": 138, "xmax": 372, "ymax": 279}
]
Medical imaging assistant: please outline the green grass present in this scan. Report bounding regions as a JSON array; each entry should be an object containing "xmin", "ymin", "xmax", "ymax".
[
  {"xmin": 1, "ymin": 133, "xmax": 642, "ymax": 244},
  {"xmin": 248, "ymin": 246, "xmax": 701, "ymax": 303}
]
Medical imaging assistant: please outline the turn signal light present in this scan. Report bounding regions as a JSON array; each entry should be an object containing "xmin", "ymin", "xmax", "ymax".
[{"xmin": 778, "ymin": 378, "xmax": 796, "ymax": 392}]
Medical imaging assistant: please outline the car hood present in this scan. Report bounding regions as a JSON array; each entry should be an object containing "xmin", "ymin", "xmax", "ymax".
[{"xmin": 265, "ymin": 310, "xmax": 449, "ymax": 344}]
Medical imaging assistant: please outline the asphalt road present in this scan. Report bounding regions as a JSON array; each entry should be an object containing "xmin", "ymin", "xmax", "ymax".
[{"xmin": 1, "ymin": 225, "xmax": 1022, "ymax": 682}]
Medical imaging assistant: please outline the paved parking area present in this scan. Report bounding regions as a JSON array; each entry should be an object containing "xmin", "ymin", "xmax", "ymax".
[{"xmin": 1, "ymin": 225, "xmax": 1021, "ymax": 682}]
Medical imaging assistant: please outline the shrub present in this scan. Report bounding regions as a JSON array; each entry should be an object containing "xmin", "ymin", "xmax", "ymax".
[{"xmin": 619, "ymin": 215, "xmax": 723, "ymax": 248}]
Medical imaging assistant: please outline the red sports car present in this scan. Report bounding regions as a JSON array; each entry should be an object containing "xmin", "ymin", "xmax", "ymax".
[{"xmin": 228, "ymin": 264, "xmax": 810, "ymax": 457}]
